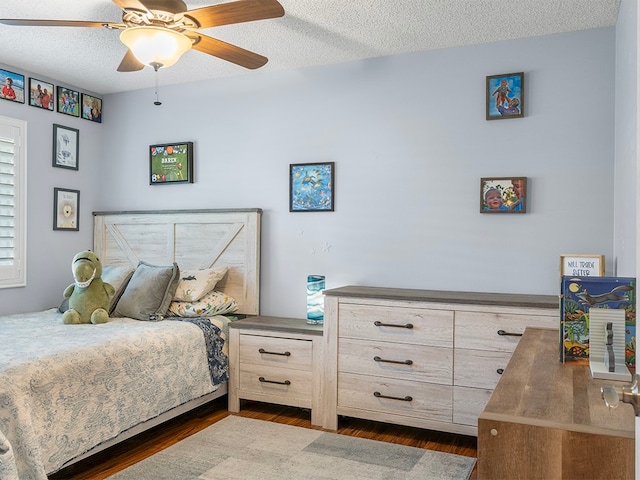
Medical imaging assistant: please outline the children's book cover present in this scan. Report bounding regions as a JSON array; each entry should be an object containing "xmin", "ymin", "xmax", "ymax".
[{"xmin": 560, "ymin": 276, "xmax": 636, "ymax": 368}]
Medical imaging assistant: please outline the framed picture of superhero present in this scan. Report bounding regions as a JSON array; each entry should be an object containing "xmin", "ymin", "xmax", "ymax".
[
  {"xmin": 0, "ymin": 68, "xmax": 25, "ymax": 104},
  {"xmin": 486, "ymin": 72, "xmax": 524, "ymax": 120}
]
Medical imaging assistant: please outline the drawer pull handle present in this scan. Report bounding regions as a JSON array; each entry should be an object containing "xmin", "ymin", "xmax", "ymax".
[
  {"xmin": 373, "ymin": 391, "xmax": 413, "ymax": 402},
  {"xmin": 497, "ymin": 329, "xmax": 522, "ymax": 337},
  {"xmin": 258, "ymin": 376, "xmax": 291, "ymax": 386},
  {"xmin": 497, "ymin": 368, "xmax": 504, "ymax": 375},
  {"xmin": 373, "ymin": 356, "xmax": 413, "ymax": 366},
  {"xmin": 374, "ymin": 321, "xmax": 414, "ymax": 329},
  {"xmin": 258, "ymin": 348, "xmax": 291, "ymax": 356}
]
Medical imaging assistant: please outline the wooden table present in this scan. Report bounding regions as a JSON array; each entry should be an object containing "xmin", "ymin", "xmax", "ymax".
[{"xmin": 478, "ymin": 327, "xmax": 635, "ymax": 479}]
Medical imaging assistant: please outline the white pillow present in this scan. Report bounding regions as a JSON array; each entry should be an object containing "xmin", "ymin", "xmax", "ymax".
[
  {"xmin": 173, "ymin": 267, "xmax": 228, "ymax": 302},
  {"xmin": 168, "ymin": 290, "xmax": 238, "ymax": 317}
]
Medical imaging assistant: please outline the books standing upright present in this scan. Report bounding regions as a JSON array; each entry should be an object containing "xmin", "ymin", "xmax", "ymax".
[{"xmin": 560, "ymin": 275, "xmax": 636, "ymax": 369}]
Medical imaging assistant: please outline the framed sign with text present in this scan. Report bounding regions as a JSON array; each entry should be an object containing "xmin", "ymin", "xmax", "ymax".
[{"xmin": 560, "ymin": 254, "xmax": 604, "ymax": 277}]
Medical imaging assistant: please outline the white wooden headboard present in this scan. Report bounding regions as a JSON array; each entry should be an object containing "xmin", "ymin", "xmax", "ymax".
[{"xmin": 93, "ymin": 209, "xmax": 261, "ymax": 315}]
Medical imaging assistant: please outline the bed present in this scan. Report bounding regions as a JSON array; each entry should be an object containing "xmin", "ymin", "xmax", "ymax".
[{"xmin": 0, "ymin": 208, "xmax": 261, "ymax": 480}]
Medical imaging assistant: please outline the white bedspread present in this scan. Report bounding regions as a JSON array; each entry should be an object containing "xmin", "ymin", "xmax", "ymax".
[{"xmin": 0, "ymin": 309, "xmax": 226, "ymax": 479}]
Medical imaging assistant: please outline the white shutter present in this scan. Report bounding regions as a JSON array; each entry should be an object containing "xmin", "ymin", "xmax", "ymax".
[{"xmin": 0, "ymin": 116, "xmax": 26, "ymax": 287}]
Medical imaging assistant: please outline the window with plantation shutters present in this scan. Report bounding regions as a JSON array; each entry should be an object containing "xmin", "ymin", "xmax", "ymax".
[{"xmin": 0, "ymin": 116, "xmax": 26, "ymax": 288}]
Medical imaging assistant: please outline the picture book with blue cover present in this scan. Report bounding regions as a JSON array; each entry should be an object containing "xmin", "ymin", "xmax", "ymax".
[{"xmin": 560, "ymin": 275, "xmax": 636, "ymax": 368}]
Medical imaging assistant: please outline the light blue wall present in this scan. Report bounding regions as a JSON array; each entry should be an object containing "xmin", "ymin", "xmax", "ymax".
[
  {"xmin": 0, "ymin": 24, "xmax": 623, "ymax": 318},
  {"xmin": 99, "ymin": 27, "xmax": 616, "ymax": 318},
  {"xmin": 0, "ymin": 70, "xmax": 102, "ymax": 314},
  {"xmin": 614, "ymin": 0, "xmax": 637, "ymax": 277}
]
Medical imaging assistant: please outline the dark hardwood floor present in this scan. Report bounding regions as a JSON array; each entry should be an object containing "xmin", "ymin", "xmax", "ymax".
[{"xmin": 50, "ymin": 396, "xmax": 478, "ymax": 479}]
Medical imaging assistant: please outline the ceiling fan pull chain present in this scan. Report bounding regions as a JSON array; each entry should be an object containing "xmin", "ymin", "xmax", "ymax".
[{"xmin": 153, "ymin": 64, "xmax": 162, "ymax": 106}]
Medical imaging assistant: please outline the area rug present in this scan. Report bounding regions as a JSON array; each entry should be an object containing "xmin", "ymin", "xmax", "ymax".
[{"xmin": 107, "ymin": 416, "xmax": 476, "ymax": 480}]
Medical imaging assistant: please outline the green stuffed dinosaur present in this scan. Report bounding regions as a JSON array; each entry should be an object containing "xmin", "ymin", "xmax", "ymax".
[{"xmin": 62, "ymin": 250, "xmax": 114, "ymax": 324}]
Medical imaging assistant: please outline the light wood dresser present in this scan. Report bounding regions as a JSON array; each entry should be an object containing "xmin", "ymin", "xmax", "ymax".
[
  {"xmin": 228, "ymin": 316, "xmax": 324, "ymax": 426},
  {"xmin": 478, "ymin": 327, "xmax": 634, "ymax": 479},
  {"xmin": 321, "ymin": 286, "xmax": 558, "ymax": 436}
]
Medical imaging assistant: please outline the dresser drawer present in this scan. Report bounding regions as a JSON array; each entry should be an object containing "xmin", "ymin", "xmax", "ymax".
[
  {"xmin": 239, "ymin": 364, "xmax": 313, "ymax": 402},
  {"xmin": 339, "ymin": 338, "xmax": 452, "ymax": 384},
  {"xmin": 453, "ymin": 386, "xmax": 493, "ymax": 427},
  {"xmin": 239, "ymin": 334, "xmax": 313, "ymax": 370},
  {"xmin": 455, "ymin": 311, "xmax": 557, "ymax": 352},
  {"xmin": 454, "ymin": 349, "xmax": 511, "ymax": 390},
  {"xmin": 337, "ymin": 372, "xmax": 452, "ymax": 423},
  {"xmin": 338, "ymin": 303, "xmax": 453, "ymax": 348}
]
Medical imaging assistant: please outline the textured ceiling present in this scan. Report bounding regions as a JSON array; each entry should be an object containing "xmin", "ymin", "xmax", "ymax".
[{"xmin": 0, "ymin": 0, "xmax": 621, "ymax": 95}]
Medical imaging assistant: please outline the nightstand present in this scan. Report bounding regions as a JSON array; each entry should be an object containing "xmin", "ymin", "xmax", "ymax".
[{"xmin": 228, "ymin": 316, "xmax": 324, "ymax": 426}]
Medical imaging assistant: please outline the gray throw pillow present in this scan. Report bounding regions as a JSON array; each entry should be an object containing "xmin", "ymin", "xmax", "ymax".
[{"xmin": 112, "ymin": 261, "xmax": 180, "ymax": 321}]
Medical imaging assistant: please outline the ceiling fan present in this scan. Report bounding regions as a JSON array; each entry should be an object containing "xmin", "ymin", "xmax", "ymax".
[{"xmin": 0, "ymin": 0, "xmax": 285, "ymax": 72}]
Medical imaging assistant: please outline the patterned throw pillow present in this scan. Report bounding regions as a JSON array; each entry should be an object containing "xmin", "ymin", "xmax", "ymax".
[
  {"xmin": 168, "ymin": 290, "xmax": 238, "ymax": 317},
  {"xmin": 173, "ymin": 267, "xmax": 228, "ymax": 302}
]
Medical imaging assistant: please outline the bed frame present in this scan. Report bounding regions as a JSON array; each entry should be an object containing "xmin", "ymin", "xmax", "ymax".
[{"xmin": 55, "ymin": 208, "xmax": 261, "ymax": 471}]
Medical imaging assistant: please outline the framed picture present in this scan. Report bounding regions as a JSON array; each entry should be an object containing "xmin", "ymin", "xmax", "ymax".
[
  {"xmin": 57, "ymin": 86, "xmax": 80, "ymax": 117},
  {"xmin": 29, "ymin": 77, "xmax": 54, "ymax": 111},
  {"xmin": 0, "ymin": 68, "xmax": 25, "ymax": 104},
  {"xmin": 560, "ymin": 254, "xmax": 605, "ymax": 277},
  {"xmin": 52, "ymin": 124, "xmax": 79, "ymax": 170},
  {"xmin": 53, "ymin": 188, "xmax": 80, "ymax": 231},
  {"xmin": 81, "ymin": 93, "xmax": 102, "ymax": 123},
  {"xmin": 486, "ymin": 72, "xmax": 524, "ymax": 120},
  {"xmin": 290, "ymin": 162, "xmax": 335, "ymax": 212},
  {"xmin": 480, "ymin": 177, "xmax": 527, "ymax": 213},
  {"xmin": 149, "ymin": 142, "xmax": 194, "ymax": 184}
]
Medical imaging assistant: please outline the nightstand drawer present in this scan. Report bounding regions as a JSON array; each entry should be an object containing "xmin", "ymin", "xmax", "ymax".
[
  {"xmin": 239, "ymin": 334, "xmax": 313, "ymax": 370},
  {"xmin": 338, "ymin": 338, "xmax": 453, "ymax": 384},
  {"xmin": 239, "ymin": 364, "xmax": 313, "ymax": 403},
  {"xmin": 338, "ymin": 303, "xmax": 453, "ymax": 348},
  {"xmin": 337, "ymin": 372, "xmax": 452, "ymax": 423}
]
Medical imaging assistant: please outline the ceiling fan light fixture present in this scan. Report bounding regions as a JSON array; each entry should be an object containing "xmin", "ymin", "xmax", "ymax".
[{"xmin": 120, "ymin": 26, "xmax": 191, "ymax": 69}]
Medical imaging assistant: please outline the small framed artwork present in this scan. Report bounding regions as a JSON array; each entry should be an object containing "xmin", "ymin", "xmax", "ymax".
[
  {"xmin": 480, "ymin": 177, "xmax": 527, "ymax": 213},
  {"xmin": 560, "ymin": 254, "xmax": 605, "ymax": 277},
  {"xmin": 0, "ymin": 68, "xmax": 25, "ymax": 103},
  {"xmin": 149, "ymin": 142, "xmax": 194, "ymax": 184},
  {"xmin": 290, "ymin": 162, "xmax": 335, "ymax": 212},
  {"xmin": 53, "ymin": 188, "xmax": 80, "ymax": 231},
  {"xmin": 81, "ymin": 93, "xmax": 102, "ymax": 123},
  {"xmin": 486, "ymin": 72, "xmax": 524, "ymax": 120},
  {"xmin": 57, "ymin": 86, "xmax": 80, "ymax": 117},
  {"xmin": 29, "ymin": 78, "xmax": 54, "ymax": 111},
  {"xmin": 52, "ymin": 124, "xmax": 79, "ymax": 170}
]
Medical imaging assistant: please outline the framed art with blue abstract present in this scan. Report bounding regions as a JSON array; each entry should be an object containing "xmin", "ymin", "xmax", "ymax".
[
  {"xmin": 486, "ymin": 72, "xmax": 524, "ymax": 120},
  {"xmin": 290, "ymin": 162, "xmax": 335, "ymax": 212}
]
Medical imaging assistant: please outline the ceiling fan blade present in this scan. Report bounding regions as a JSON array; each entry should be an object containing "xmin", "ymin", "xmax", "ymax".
[
  {"xmin": 111, "ymin": 0, "xmax": 149, "ymax": 12},
  {"xmin": 185, "ymin": 0, "xmax": 284, "ymax": 29},
  {"xmin": 117, "ymin": 50, "xmax": 145, "ymax": 72},
  {"xmin": 0, "ymin": 19, "xmax": 124, "ymax": 28},
  {"xmin": 189, "ymin": 34, "xmax": 268, "ymax": 69}
]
